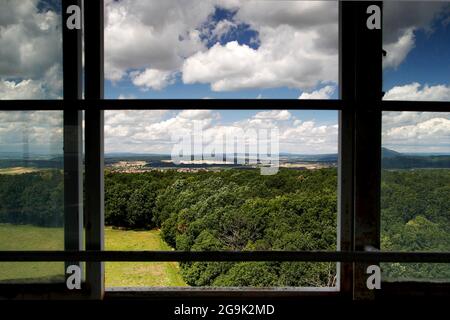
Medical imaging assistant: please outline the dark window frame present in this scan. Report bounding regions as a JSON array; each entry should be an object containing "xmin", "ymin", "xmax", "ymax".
[{"xmin": 0, "ymin": 0, "xmax": 449, "ymax": 300}]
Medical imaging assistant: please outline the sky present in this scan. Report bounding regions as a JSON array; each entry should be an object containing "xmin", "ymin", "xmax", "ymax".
[{"xmin": 0, "ymin": 0, "xmax": 449, "ymax": 155}]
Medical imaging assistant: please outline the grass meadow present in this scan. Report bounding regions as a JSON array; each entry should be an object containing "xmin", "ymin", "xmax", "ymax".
[
  {"xmin": 0, "ymin": 167, "xmax": 42, "ymax": 175},
  {"xmin": 0, "ymin": 224, "xmax": 186, "ymax": 286}
]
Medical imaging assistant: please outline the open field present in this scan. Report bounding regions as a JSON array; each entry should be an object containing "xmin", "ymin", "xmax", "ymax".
[
  {"xmin": 0, "ymin": 224, "xmax": 64, "ymax": 283},
  {"xmin": 105, "ymin": 227, "xmax": 186, "ymax": 287},
  {"xmin": 0, "ymin": 167, "xmax": 42, "ymax": 175},
  {"xmin": 0, "ymin": 224, "xmax": 186, "ymax": 286}
]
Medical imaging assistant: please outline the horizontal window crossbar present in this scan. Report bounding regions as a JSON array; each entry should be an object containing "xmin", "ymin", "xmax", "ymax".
[
  {"xmin": 1, "ymin": 251, "xmax": 449, "ymax": 263},
  {"xmin": 381, "ymin": 100, "xmax": 450, "ymax": 112},
  {"xmin": 1, "ymin": 100, "xmax": 449, "ymax": 112}
]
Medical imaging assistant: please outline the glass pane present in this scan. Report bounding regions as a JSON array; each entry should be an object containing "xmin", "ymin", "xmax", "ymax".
[
  {"xmin": 381, "ymin": 111, "xmax": 450, "ymax": 282},
  {"xmin": 383, "ymin": 2, "xmax": 450, "ymax": 101},
  {"xmin": 0, "ymin": 111, "xmax": 64, "ymax": 283},
  {"xmin": 106, "ymin": 262, "xmax": 336, "ymax": 288},
  {"xmin": 0, "ymin": 0, "xmax": 63, "ymax": 100},
  {"xmin": 104, "ymin": 0, "xmax": 338, "ymax": 99},
  {"xmin": 104, "ymin": 109, "xmax": 338, "ymax": 287}
]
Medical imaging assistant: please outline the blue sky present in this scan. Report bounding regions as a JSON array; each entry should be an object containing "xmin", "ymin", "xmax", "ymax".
[
  {"xmin": 103, "ymin": 2, "xmax": 450, "ymax": 101},
  {"xmin": 104, "ymin": 1, "xmax": 338, "ymax": 99},
  {"xmin": 104, "ymin": 2, "xmax": 339, "ymax": 100},
  {"xmin": 0, "ymin": 1, "xmax": 450, "ymax": 154},
  {"xmin": 101, "ymin": 1, "xmax": 450, "ymax": 155},
  {"xmin": 383, "ymin": 11, "xmax": 450, "ymax": 91}
]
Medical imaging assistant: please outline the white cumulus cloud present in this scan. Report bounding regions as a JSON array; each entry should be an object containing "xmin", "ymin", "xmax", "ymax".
[
  {"xmin": 254, "ymin": 110, "xmax": 291, "ymax": 121},
  {"xmin": 299, "ymin": 85, "xmax": 335, "ymax": 99},
  {"xmin": 104, "ymin": 0, "xmax": 212, "ymax": 83},
  {"xmin": 182, "ymin": 1, "xmax": 339, "ymax": 92},
  {"xmin": 104, "ymin": 110, "xmax": 339, "ymax": 154},
  {"xmin": 383, "ymin": 2, "xmax": 449, "ymax": 69},
  {"xmin": 105, "ymin": 0, "xmax": 339, "ymax": 93},
  {"xmin": 0, "ymin": 0, "xmax": 62, "ymax": 99},
  {"xmin": 130, "ymin": 69, "xmax": 176, "ymax": 91},
  {"xmin": 383, "ymin": 28, "xmax": 415, "ymax": 69},
  {"xmin": 0, "ymin": 111, "xmax": 63, "ymax": 154},
  {"xmin": 382, "ymin": 111, "xmax": 450, "ymax": 153},
  {"xmin": 384, "ymin": 83, "xmax": 450, "ymax": 101}
]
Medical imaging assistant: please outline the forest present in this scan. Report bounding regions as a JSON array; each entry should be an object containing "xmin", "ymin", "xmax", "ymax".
[
  {"xmin": 104, "ymin": 168, "xmax": 338, "ymax": 287},
  {"xmin": 381, "ymin": 169, "xmax": 450, "ymax": 280},
  {"xmin": 0, "ymin": 167, "xmax": 449, "ymax": 285}
]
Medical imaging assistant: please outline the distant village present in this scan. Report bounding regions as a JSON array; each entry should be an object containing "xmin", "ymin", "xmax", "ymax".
[{"xmin": 106, "ymin": 159, "xmax": 336, "ymax": 174}]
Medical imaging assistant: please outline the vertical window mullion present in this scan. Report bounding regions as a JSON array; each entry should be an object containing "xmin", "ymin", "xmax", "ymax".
[
  {"xmin": 352, "ymin": 1, "xmax": 383, "ymax": 300},
  {"xmin": 338, "ymin": 0, "xmax": 356, "ymax": 297},
  {"xmin": 62, "ymin": 0, "xmax": 83, "ymax": 274},
  {"xmin": 84, "ymin": 0, "xmax": 105, "ymax": 300}
]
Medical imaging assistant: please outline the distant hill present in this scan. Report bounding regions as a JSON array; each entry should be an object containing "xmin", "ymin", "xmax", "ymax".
[
  {"xmin": 1, "ymin": 148, "xmax": 449, "ymax": 171},
  {"xmin": 382, "ymin": 155, "xmax": 450, "ymax": 169},
  {"xmin": 381, "ymin": 147, "xmax": 402, "ymax": 158},
  {"xmin": 0, "ymin": 159, "xmax": 63, "ymax": 170},
  {"xmin": 381, "ymin": 148, "xmax": 450, "ymax": 169},
  {"xmin": 283, "ymin": 148, "xmax": 450, "ymax": 169}
]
